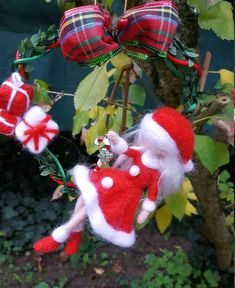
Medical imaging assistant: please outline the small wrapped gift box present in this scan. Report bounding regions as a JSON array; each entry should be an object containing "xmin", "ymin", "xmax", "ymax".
[
  {"xmin": 0, "ymin": 72, "xmax": 34, "ymax": 117},
  {"xmin": 15, "ymin": 106, "xmax": 59, "ymax": 154},
  {"xmin": 0, "ymin": 109, "xmax": 19, "ymax": 136}
]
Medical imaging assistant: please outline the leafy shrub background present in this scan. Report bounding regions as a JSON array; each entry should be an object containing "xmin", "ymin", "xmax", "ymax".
[{"xmin": 0, "ymin": 137, "xmax": 73, "ymax": 253}]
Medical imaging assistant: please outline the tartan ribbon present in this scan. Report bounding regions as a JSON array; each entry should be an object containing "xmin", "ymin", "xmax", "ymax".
[
  {"xmin": 22, "ymin": 115, "xmax": 58, "ymax": 152},
  {"xmin": 60, "ymin": 1, "xmax": 179, "ymax": 65}
]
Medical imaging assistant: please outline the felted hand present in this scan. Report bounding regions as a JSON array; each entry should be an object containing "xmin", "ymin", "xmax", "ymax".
[
  {"xmin": 107, "ymin": 131, "xmax": 128, "ymax": 154},
  {"xmin": 107, "ymin": 131, "xmax": 121, "ymax": 145},
  {"xmin": 137, "ymin": 209, "xmax": 151, "ymax": 224}
]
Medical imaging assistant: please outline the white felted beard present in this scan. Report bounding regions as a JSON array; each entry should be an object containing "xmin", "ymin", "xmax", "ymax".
[{"xmin": 113, "ymin": 113, "xmax": 185, "ymax": 205}]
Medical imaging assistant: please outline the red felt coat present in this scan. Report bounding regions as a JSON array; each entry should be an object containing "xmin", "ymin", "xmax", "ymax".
[{"xmin": 73, "ymin": 148, "xmax": 160, "ymax": 247}]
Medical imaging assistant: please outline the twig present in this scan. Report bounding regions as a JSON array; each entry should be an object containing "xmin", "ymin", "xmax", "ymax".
[
  {"xmin": 199, "ymin": 52, "xmax": 212, "ymax": 92},
  {"xmin": 121, "ymin": 66, "xmax": 131, "ymax": 133},
  {"xmin": 194, "ymin": 94, "xmax": 231, "ymax": 133}
]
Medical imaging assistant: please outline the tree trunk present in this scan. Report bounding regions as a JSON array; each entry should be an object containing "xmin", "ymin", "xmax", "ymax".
[{"xmin": 188, "ymin": 160, "xmax": 232, "ymax": 271}]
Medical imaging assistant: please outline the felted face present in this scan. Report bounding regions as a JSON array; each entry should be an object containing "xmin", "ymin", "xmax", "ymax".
[{"xmin": 139, "ymin": 113, "xmax": 178, "ymax": 158}]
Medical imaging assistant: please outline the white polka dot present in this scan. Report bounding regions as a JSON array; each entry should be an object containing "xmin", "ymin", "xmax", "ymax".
[
  {"xmin": 101, "ymin": 177, "xmax": 113, "ymax": 189},
  {"xmin": 129, "ymin": 165, "xmax": 140, "ymax": 176}
]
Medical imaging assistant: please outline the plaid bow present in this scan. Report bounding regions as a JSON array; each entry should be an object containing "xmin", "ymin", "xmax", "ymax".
[{"xmin": 60, "ymin": 1, "xmax": 179, "ymax": 65}]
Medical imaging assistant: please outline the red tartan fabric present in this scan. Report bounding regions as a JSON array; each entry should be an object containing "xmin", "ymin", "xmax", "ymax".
[{"xmin": 59, "ymin": 1, "xmax": 179, "ymax": 64}]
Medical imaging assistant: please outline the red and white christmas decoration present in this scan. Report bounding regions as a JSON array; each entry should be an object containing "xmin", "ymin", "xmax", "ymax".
[
  {"xmin": 0, "ymin": 109, "xmax": 19, "ymax": 136},
  {"xmin": 15, "ymin": 106, "xmax": 59, "ymax": 154},
  {"xmin": 0, "ymin": 72, "xmax": 34, "ymax": 117},
  {"xmin": 34, "ymin": 107, "xmax": 194, "ymax": 253}
]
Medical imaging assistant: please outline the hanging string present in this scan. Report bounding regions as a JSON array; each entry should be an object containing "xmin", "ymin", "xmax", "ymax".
[{"xmin": 124, "ymin": 0, "xmax": 128, "ymax": 12}]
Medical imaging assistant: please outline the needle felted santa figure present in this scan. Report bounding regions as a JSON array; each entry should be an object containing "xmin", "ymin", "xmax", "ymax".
[{"xmin": 34, "ymin": 107, "xmax": 194, "ymax": 256}]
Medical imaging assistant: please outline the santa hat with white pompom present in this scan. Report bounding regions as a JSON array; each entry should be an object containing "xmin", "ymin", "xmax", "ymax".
[{"xmin": 141, "ymin": 107, "xmax": 194, "ymax": 172}]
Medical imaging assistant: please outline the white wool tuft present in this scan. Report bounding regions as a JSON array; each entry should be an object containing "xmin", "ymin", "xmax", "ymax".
[
  {"xmin": 142, "ymin": 198, "xmax": 156, "ymax": 212},
  {"xmin": 101, "ymin": 177, "xmax": 114, "ymax": 188},
  {"xmin": 183, "ymin": 160, "xmax": 194, "ymax": 172},
  {"xmin": 11, "ymin": 72, "xmax": 24, "ymax": 87},
  {"xmin": 129, "ymin": 165, "xmax": 140, "ymax": 176},
  {"xmin": 52, "ymin": 226, "xmax": 70, "ymax": 243}
]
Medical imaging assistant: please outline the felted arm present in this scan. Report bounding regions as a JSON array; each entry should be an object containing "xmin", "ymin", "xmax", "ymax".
[
  {"xmin": 137, "ymin": 174, "xmax": 160, "ymax": 224},
  {"xmin": 142, "ymin": 176, "xmax": 160, "ymax": 212}
]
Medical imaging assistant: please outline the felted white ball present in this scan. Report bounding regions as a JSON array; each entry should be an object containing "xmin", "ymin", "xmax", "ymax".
[
  {"xmin": 101, "ymin": 177, "xmax": 114, "ymax": 189},
  {"xmin": 129, "ymin": 165, "xmax": 140, "ymax": 176}
]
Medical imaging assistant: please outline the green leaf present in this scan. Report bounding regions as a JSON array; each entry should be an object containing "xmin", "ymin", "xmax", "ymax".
[
  {"xmin": 109, "ymin": 107, "xmax": 133, "ymax": 132},
  {"xmin": 187, "ymin": 0, "xmax": 208, "ymax": 13},
  {"xmin": 195, "ymin": 135, "xmax": 229, "ymax": 174},
  {"xmin": 85, "ymin": 115, "xmax": 107, "ymax": 155},
  {"xmin": 198, "ymin": 1, "xmax": 234, "ymax": 40},
  {"xmin": 129, "ymin": 84, "xmax": 146, "ymax": 107},
  {"xmin": 74, "ymin": 65, "xmax": 109, "ymax": 111},
  {"xmin": 203, "ymin": 269, "xmax": 221, "ymax": 287},
  {"xmin": 72, "ymin": 110, "xmax": 89, "ymax": 137},
  {"xmin": 165, "ymin": 190, "xmax": 187, "ymax": 221},
  {"xmin": 188, "ymin": 59, "xmax": 195, "ymax": 68},
  {"xmin": 155, "ymin": 205, "xmax": 172, "ymax": 233},
  {"xmin": 33, "ymin": 80, "xmax": 52, "ymax": 105},
  {"xmin": 3, "ymin": 207, "xmax": 18, "ymax": 220},
  {"xmin": 104, "ymin": 0, "xmax": 113, "ymax": 8}
]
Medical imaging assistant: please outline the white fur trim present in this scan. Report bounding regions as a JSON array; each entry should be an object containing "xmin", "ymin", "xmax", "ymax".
[
  {"xmin": 52, "ymin": 226, "xmax": 70, "ymax": 243},
  {"xmin": 142, "ymin": 198, "xmax": 156, "ymax": 212},
  {"xmin": 129, "ymin": 165, "xmax": 140, "ymax": 176},
  {"xmin": 183, "ymin": 160, "xmax": 194, "ymax": 172},
  {"xmin": 101, "ymin": 177, "xmax": 114, "ymax": 188},
  {"xmin": 111, "ymin": 138, "xmax": 128, "ymax": 155},
  {"xmin": 73, "ymin": 165, "xmax": 136, "ymax": 247}
]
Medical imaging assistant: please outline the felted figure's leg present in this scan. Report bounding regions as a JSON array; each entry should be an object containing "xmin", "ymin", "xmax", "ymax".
[
  {"xmin": 34, "ymin": 196, "xmax": 86, "ymax": 254},
  {"xmin": 63, "ymin": 222, "xmax": 84, "ymax": 256}
]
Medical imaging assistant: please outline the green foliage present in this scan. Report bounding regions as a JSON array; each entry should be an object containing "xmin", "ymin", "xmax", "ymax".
[
  {"xmin": 57, "ymin": 0, "xmax": 76, "ymax": 11},
  {"xmin": 14, "ymin": 25, "xmax": 59, "ymax": 78},
  {"xmin": 74, "ymin": 64, "xmax": 109, "ymax": 111},
  {"xmin": 33, "ymin": 79, "xmax": 52, "ymax": 105},
  {"xmin": 194, "ymin": 135, "xmax": 229, "ymax": 174},
  {"xmin": 36, "ymin": 149, "xmax": 76, "ymax": 196},
  {"xmin": 0, "ymin": 191, "xmax": 70, "ymax": 253},
  {"xmin": 104, "ymin": 0, "xmax": 114, "ymax": 8},
  {"xmin": 130, "ymin": 248, "xmax": 221, "ymax": 288},
  {"xmin": 129, "ymin": 83, "xmax": 146, "ymax": 107},
  {"xmin": 187, "ymin": 0, "xmax": 234, "ymax": 40}
]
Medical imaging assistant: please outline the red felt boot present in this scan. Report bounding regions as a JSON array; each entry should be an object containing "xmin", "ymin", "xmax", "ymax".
[
  {"xmin": 63, "ymin": 232, "xmax": 82, "ymax": 256},
  {"xmin": 34, "ymin": 236, "xmax": 61, "ymax": 253}
]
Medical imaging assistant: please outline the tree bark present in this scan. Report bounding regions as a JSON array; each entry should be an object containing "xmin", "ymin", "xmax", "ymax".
[{"xmin": 188, "ymin": 161, "xmax": 232, "ymax": 271}]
